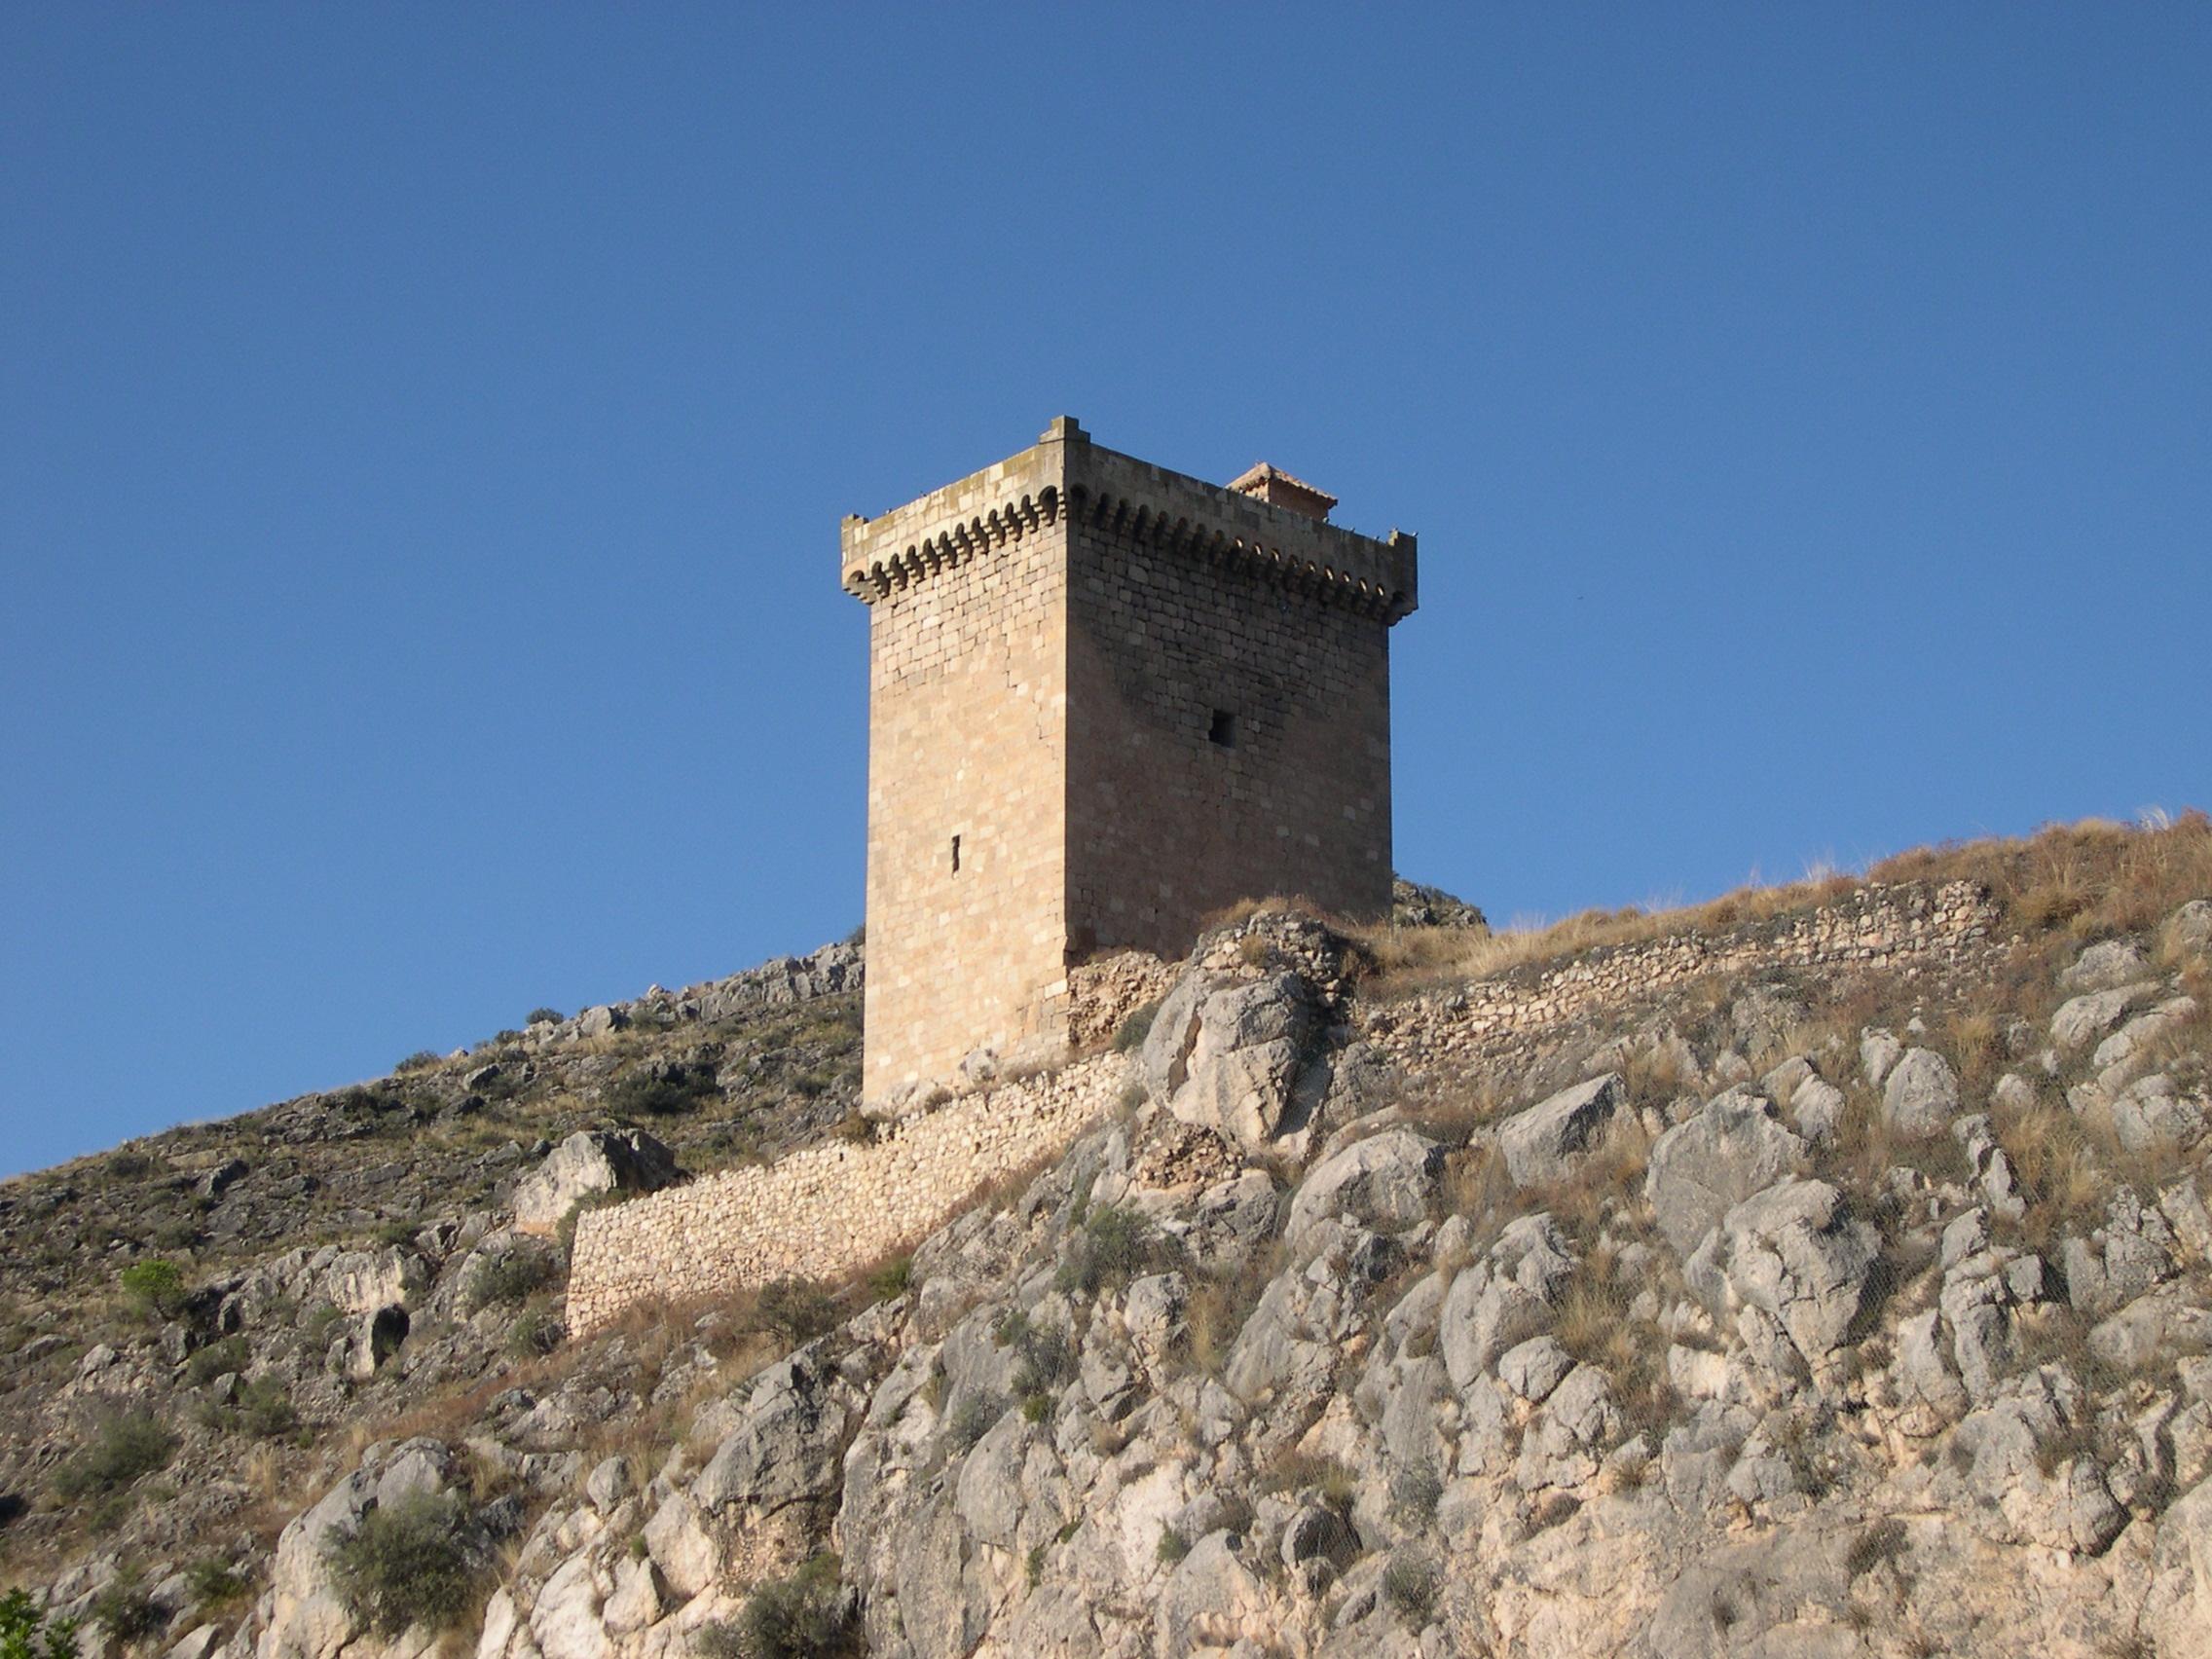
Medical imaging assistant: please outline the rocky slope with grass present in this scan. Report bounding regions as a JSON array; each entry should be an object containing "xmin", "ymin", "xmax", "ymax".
[{"xmin": 7, "ymin": 823, "xmax": 2212, "ymax": 1658}]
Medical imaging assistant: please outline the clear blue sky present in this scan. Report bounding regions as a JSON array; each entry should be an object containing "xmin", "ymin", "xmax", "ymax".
[{"xmin": 4, "ymin": 8, "xmax": 2207, "ymax": 1176}]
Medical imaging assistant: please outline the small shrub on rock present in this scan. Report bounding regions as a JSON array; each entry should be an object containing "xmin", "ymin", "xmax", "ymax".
[
  {"xmin": 394, "ymin": 1051, "xmax": 442, "ymax": 1075},
  {"xmin": 866, "ymin": 1256, "xmax": 911, "ymax": 1301},
  {"xmin": 184, "ymin": 1559, "xmax": 246, "ymax": 1614},
  {"xmin": 326, "ymin": 1492, "xmax": 481, "ymax": 1638},
  {"xmin": 53, "ymin": 1413, "xmax": 175, "ymax": 1500},
  {"xmin": 1055, "ymin": 1206, "xmax": 1181, "ymax": 1297},
  {"xmin": 526, "ymin": 1008, "xmax": 564, "ymax": 1027},
  {"xmin": 754, "ymin": 1279, "xmax": 836, "ymax": 1346},
  {"xmin": 463, "ymin": 1249, "xmax": 559, "ymax": 1312},
  {"xmin": 733, "ymin": 1552, "xmax": 858, "ymax": 1659},
  {"xmin": 184, "ymin": 1335, "xmax": 250, "ymax": 1387},
  {"xmin": 1156, "ymin": 1525, "xmax": 1190, "ymax": 1565},
  {"xmin": 607, "ymin": 1064, "xmax": 720, "ymax": 1119},
  {"xmin": 87, "ymin": 1574, "xmax": 160, "ymax": 1643},
  {"xmin": 1388, "ymin": 1465, "xmax": 1443, "ymax": 1528},
  {"xmin": 1381, "ymin": 1551, "xmax": 1437, "ymax": 1621},
  {"xmin": 506, "ymin": 1307, "xmax": 562, "ymax": 1358},
  {"xmin": 946, "ymin": 1395, "xmax": 1001, "ymax": 1452},
  {"xmin": 118, "ymin": 1260, "xmax": 187, "ymax": 1321}
]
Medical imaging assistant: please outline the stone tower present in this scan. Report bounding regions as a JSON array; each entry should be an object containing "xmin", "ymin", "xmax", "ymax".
[{"xmin": 840, "ymin": 418, "xmax": 1418, "ymax": 1100}]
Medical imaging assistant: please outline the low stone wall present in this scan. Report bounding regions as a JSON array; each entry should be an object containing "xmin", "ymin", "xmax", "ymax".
[
  {"xmin": 1065, "ymin": 951, "xmax": 1180, "ymax": 1054},
  {"xmin": 1363, "ymin": 879, "xmax": 1998, "ymax": 1066},
  {"xmin": 567, "ymin": 881, "xmax": 2000, "ymax": 1333},
  {"xmin": 567, "ymin": 1053, "xmax": 1131, "ymax": 1335}
]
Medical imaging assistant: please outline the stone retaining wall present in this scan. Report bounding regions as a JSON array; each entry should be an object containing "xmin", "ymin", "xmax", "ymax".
[
  {"xmin": 567, "ymin": 880, "xmax": 2001, "ymax": 1332},
  {"xmin": 1363, "ymin": 880, "xmax": 1998, "ymax": 1066},
  {"xmin": 567, "ymin": 1053, "xmax": 1132, "ymax": 1335}
]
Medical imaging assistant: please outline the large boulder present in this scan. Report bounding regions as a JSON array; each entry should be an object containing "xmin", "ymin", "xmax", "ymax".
[
  {"xmin": 1143, "ymin": 969, "xmax": 1323, "ymax": 1150},
  {"xmin": 2051, "ymin": 983, "xmax": 2158, "ymax": 1051},
  {"xmin": 1438, "ymin": 1213, "xmax": 1576, "ymax": 1388},
  {"xmin": 512, "ymin": 1128, "xmax": 682, "ymax": 1235},
  {"xmin": 1285, "ymin": 1129, "xmax": 1443, "ymax": 1245},
  {"xmin": 1645, "ymin": 1088, "xmax": 1806, "ymax": 1254},
  {"xmin": 2109, "ymin": 1073, "xmax": 2208, "ymax": 1154},
  {"xmin": 694, "ymin": 1344, "xmax": 852, "ymax": 1516},
  {"xmin": 2059, "ymin": 938, "xmax": 2154, "ymax": 993},
  {"xmin": 1684, "ymin": 1178, "xmax": 1878, "ymax": 1377},
  {"xmin": 2164, "ymin": 900, "xmax": 2212, "ymax": 959},
  {"xmin": 2147, "ymin": 1472, "xmax": 2212, "ymax": 1656},
  {"xmin": 1881, "ymin": 1048, "xmax": 1962, "ymax": 1137},
  {"xmin": 1493, "ymin": 1073, "xmax": 1621, "ymax": 1187},
  {"xmin": 1952, "ymin": 1372, "xmax": 2126, "ymax": 1554}
]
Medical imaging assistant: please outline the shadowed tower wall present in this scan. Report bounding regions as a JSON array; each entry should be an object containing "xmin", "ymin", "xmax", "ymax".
[{"xmin": 841, "ymin": 420, "xmax": 1416, "ymax": 1099}]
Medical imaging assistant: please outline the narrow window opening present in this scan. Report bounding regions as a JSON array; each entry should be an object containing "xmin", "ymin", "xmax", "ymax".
[
  {"xmin": 950, "ymin": 834, "xmax": 961, "ymax": 873},
  {"xmin": 1208, "ymin": 709, "xmax": 1237, "ymax": 749}
]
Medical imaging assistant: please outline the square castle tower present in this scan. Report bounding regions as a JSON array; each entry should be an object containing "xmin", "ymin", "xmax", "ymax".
[{"xmin": 840, "ymin": 418, "xmax": 1419, "ymax": 1100}]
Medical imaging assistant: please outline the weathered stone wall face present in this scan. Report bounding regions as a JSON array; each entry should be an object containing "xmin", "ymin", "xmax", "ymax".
[
  {"xmin": 1064, "ymin": 445, "xmax": 1398, "ymax": 961},
  {"xmin": 1365, "ymin": 880, "xmax": 1999, "ymax": 1067},
  {"xmin": 566, "ymin": 881, "xmax": 2001, "ymax": 1334},
  {"xmin": 566, "ymin": 1054, "xmax": 1129, "ymax": 1335},
  {"xmin": 846, "ymin": 446, "xmax": 1072, "ymax": 1100}
]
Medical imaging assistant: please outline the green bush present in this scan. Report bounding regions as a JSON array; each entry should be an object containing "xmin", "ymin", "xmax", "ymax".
[
  {"xmin": 506, "ymin": 1307, "xmax": 562, "ymax": 1358},
  {"xmin": 866, "ymin": 1256, "xmax": 911, "ymax": 1301},
  {"xmin": 118, "ymin": 1260, "xmax": 187, "ymax": 1321},
  {"xmin": 463, "ymin": 1249, "xmax": 559, "ymax": 1312},
  {"xmin": 303, "ymin": 1302, "xmax": 345, "ymax": 1346},
  {"xmin": 53, "ymin": 1414, "xmax": 175, "ymax": 1500},
  {"xmin": 945, "ymin": 1395, "xmax": 1000, "ymax": 1452},
  {"xmin": 736, "ymin": 1553, "xmax": 858, "ymax": 1659},
  {"xmin": 394, "ymin": 1051, "xmax": 443, "ymax": 1075},
  {"xmin": 326, "ymin": 1492, "xmax": 480, "ymax": 1638},
  {"xmin": 184, "ymin": 1336, "xmax": 250, "ymax": 1387},
  {"xmin": 1055, "ymin": 1206, "xmax": 1181, "ymax": 1297},
  {"xmin": 606, "ymin": 1065, "xmax": 719, "ymax": 1118},
  {"xmin": 184, "ymin": 1560, "xmax": 246, "ymax": 1613},
  {"xmin": 1381, "ymin": 1551, "xmax": 1436, "ymax": 1621},
  {"xmin": 1114, "ymin": 1001, "xmax": 1161, "ymax": 1053},
  {"xmin": 236, "ymin": 1379, "xmax": 300, "ymax": 1441},
  {"xmin": 88, "ymin": 1575, "xmax": 160, "ymax": 1643},
  {"xmin": 0, "ymin": 1588, "xmax": 80, "ymax": 1659},
  {"xmin": 754, "ymin": 1279, "xmax": 836, "ymax": 1346},
  {"xmin": 526, "ymin": 1008, "xmax": 564, "ymax": 1027},
  {"xmin": 1156, "ymin": 1526, "xmax": 1190, "ymax": 1565}
]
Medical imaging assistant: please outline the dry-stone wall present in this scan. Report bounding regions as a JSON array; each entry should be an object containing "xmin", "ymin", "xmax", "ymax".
[
  {"xmin": 566, "ymin": 880, "xmax": 1999, "ymax": 1332},
  {"xmin": 567, "ymin": 1053, "xmax": 1131, "ymax": 1335},
  {"xmin": 1365, "ymin": 879, "xmax": 1997, "ymax": 1066},
  {"xmin": 1064, "ymin": 950, "xmax": 1181, "ymax": 1054}
]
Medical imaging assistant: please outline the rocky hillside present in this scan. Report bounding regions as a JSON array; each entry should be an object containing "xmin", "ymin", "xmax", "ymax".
[{"xmin": 7, "ymin": 821, "xmax": 2212, "ymax": 1658}]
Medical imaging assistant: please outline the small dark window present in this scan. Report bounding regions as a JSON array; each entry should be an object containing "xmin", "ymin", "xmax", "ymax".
[
  {"xmin": 1208, "ymin": 710, "xmax": 1237, "ymax": 749},
  {"xmin": 950, "ymin": 834, "xmax": 962, "ymax": 873}
]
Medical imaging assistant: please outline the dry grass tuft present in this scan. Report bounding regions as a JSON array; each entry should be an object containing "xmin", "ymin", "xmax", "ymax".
[{"xmin": 1991, "ymin": 1091, "xmax": 2117, "ymax": 1252}]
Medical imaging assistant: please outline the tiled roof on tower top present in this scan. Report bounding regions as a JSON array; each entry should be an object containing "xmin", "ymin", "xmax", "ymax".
[{"xmin": 1226, "ymin": 461, "xmax": 1338, "ymax": 523}]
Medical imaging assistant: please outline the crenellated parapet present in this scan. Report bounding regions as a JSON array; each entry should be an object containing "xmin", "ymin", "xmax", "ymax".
[
  {"xmin": 839, "ymin": 418, "xmax": 1418, "ymax": 623},
  {"xmin": 839, "ymin": 486, "xmax": 1063, "ymax": 601}
]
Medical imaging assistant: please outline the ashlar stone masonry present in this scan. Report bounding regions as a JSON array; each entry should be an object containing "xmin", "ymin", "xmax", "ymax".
[{"xmin": 841, "ymin": 418, "xmax": 1419, "ymax": 1099}]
